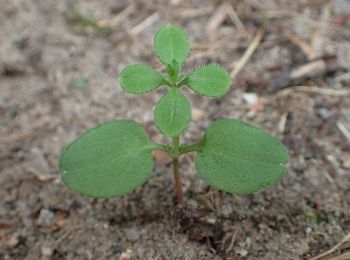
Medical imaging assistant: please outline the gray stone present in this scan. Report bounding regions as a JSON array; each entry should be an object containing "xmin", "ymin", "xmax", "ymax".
[
  {"xmin": 125, "ymin": 227, "xmax": 140, "ymax": 242},
  {"xmin": 37, "ymin": 209, "xmax": 55, "ymax": 227}
]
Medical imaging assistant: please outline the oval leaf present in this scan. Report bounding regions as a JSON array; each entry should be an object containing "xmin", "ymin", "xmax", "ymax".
[
  {"xmin": 196, "ymin": 119, "xmax": 288, "ymax": 194},
  {"xmin": 59, "ymin": 120, "xmax": 155, "ymax": 198},
  {"xmin": 155, "ymin": 89, "xmax": 191, "ymax": 137},
  {"xmin": 154, "ymin": 24, "xmax": 189, "ymax": 66},
  {"xmin": 118, "ymin": 64, "xmax": 163, "ymax": 94},
  {"xmin": 187, "ymin": 65, "xmax": 232, "ymax": 97}
]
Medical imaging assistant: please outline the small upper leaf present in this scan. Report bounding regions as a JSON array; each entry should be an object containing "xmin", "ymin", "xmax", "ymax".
[
  {"xmin": 154, "ymin": 24, "xmax": 189, "ymax": 66},
  {"xmin": 187, "ymin": 65, "xmax": 232, "ymax": 97},
  {"xmin": 59, "ymin": 120, "xmax": 155, "ymax": 198},
  {"xmin": 196, "ymin": 119, "xmax": 288, "ymax": 194},
  {"xmin": 154, "ymin": 88, "xmax": 191, "ymax": 137},
  {"xmin": 118, "ymin": 64, "xmax": 163, "ymax": 94}
]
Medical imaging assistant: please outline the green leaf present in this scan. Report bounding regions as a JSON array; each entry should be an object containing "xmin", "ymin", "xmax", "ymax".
[
  {"xmin": 118, "ymin": 64, "xmax": 163, "ymax": 94},
  {"xmin": 59, "ymin": 120, "xmax": 155, "ymax": 198},
  {"xmin": 154, "ymin": 24, "xmax": 189, "ymax": 66},
  {"xmin": 154, "ymin": 89, "xmax": 191, "ymax": 137},
  {"xmin": 196, "ymin": 119, "xmax": 288, "ymax": 194},
  {"xmin": 187, "ymin": 65, "xmax": 232, "ymax": 97}
]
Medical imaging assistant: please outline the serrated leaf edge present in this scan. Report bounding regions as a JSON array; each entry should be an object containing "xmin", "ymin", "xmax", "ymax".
[
  {"xmin": 59, "ymin": 120, "xmax": 156, "ymax": 198},
  {"xmin": 194, "ymin": 118, "xmax": 288, "ymax": 194},
  {"xmin": 187, "ymin": 64, "xmax": 233, "ymax": 98},
  {"xmin": 154, "ymin": 23, "xmax": 190, "ymax": 66},
  {"xmin": 118, "ymin": 64, "xmax": 164, "ymax": 94}
]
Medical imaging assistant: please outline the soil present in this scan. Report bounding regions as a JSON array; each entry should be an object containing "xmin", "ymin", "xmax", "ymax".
[{"xmin": 1, "ymin": 0, "xmax": 350, "ymax": 259}]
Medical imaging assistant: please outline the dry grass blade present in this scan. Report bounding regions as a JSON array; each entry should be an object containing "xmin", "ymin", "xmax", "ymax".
[
  {"xmin": 285, "ymin": 28, "xmax": 321, "ymax": 60},
  {"xmin": 328, "ymin": 252, "xmax": 350, "ymax": 260},
  {"xmin": 98, "ymin": 4, "xmax": 135, "ymax": 28},
  {"xmin": 285, "ymin": 31, "xmax": 312, "ymax": 58},
  {"xmin": 278, "ymin": 86, "xmax": 350, "ymax": 97},
  {"xmin": 130, "ymin": 12, "xmax": 160, "ymax": 36},
  {"xmin": 174, "ymin": 6, "xmax": 213, "ymax": 18},
  {"xmin": 230, "ymin": 28, "xmax": 265, "ymax": 79},
  {"xmin": 225, "ymin": 2, "xmax": 251, "ymax": 40},
  {"xmin": 310, "ymin": 233, "xmax": 350, "ymax": 260},
  {"xmin": 206, "ymin": 2, "xmax": 227, "ymax": 41},
  {"xmin": 337, "ymin": 121, "xmax": 350, "ymax": 143},
  {"xmin": 309, "ymin": 27, "xmax": 321, "ymax": 60},
  {"xmin": 278, "ymin": 112, "xmax": 288, "ymax": 134},
  {"xmin": 263, "ymin": 10, "xmax": 350, "ymax": 36}
]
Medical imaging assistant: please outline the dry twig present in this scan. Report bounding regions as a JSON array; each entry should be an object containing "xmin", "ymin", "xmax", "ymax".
[
  {"xmin": 230, "ymin": 28, "xmax": 265, "ymax": 79},
  {"xmin": 310, "ymin": 233, "xmax": 350, "ymax": 260}
]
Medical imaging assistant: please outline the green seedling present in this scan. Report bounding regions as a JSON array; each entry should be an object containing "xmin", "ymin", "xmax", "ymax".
[
  {"xmin": 67, "ymin": 0, "xmax": 108, "ymax": 33},
  {"xmin": 59, "ymin": 24, "xmax": 288, "ymax": 205}
]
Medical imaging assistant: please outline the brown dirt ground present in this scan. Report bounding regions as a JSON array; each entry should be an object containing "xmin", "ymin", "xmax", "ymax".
[{"xmin": 1, "ymin": 0, "xmax": 350, "ymax": 259}]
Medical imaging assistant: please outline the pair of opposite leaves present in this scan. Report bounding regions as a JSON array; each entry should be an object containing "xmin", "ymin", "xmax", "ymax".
[
  {"xmin": 119, "ymin": 24, "xmax": 232, "ymax": 138},
  {"xmin": 59, "ymin": 24, "xmax": 288, "ymax": 198},
  {"xmin": 120, "ymin": 64, "xmax": 230, "ymax": 138}
]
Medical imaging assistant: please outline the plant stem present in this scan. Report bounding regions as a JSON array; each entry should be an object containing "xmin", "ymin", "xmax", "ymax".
[
  {"xmin": 172, "ymin": 136, "xmax": 184, "ymax": 205},
  {"xmin": 172, "ymin": 157, "xmax": 184, "ymax": 205}
]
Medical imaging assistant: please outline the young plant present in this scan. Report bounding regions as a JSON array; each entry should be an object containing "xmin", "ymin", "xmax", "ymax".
[{"xmin": 59, "ymin": 24, "xmax": 288, "ymax": 205}]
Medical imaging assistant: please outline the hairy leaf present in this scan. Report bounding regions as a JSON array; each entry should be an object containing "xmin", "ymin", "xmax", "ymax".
[
  {"xmin": 196, "ymin": 119, "xmax": 288, "ymax": 194},
  {"xmin": 187, "ymin": 65, "xmax": 232, "ymax": 97},
  {"xmin": 59, "ymin": 120, "xmax": 155, "ymax": 198},
  {"xmin": 118, "ymin": 64, "xmax": 163, "ymax": 94},
  {"xmin": 154, "ymin": 24, "xmax": 189, "ymax": 66},
  {"xmin": 154, "ymin": 89, "xmax": 191, "ymax": 137}
]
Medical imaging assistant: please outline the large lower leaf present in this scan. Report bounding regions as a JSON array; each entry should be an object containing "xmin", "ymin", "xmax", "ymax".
[
  {"xmin": 118, "ymin": 64, "xmax": 163, "ymax": 94},
  {"xmin": 154, "ymin": 24, "xmax": 189, "ymax": 66},
  {"xmin": 59, "ymin": 120, "xmax": 155, "ymax": 198},
  {"xmin": 187, "ymin": 65, "xmax": 232, "ymax": 97},
  {"xmin": 196, "ymin": 119, "xmax": 288, "ymax": 194},
  {"xmin": 154, "ymin": 89, "xmax": 191, "ymax": 137}
]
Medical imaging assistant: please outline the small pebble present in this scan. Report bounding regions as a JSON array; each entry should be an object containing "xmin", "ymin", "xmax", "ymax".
[
  {"xmin": 192, "ymin": 107, "xmax": 205, "ymax": 121},
  {"xmin": 318, "ymin": 107, "xmax": 331, "ymax": 119},
  {"xmin": 41, "ymin": 246, "xmax": 53, "ymax": 257},
  {"xmin": 205, "ymin": 216, "xmax": 217, "ymax": 225},
  {"xmin": 37, "ymin": 209, "xmax": 55, "ymax": 227},
  {"xmin": 305, "ymin": 226, "xmax": 312, "ymax": 234},
  {"xmin": 28, "ymin": 146, "xmax": 51, "ymax": 181},
  {"xmin": 111, "ymin": 243, "xmax": 123, "ymax": 254},
  {"xmin": 237, "ymin": 248, "xmax": 248, "ymax": 257},
  {"xmin": 120, "ymin": 249, "xmax": 133, "ymax": 260},
  {"xmin": 243, "ymin": 93, "xmax": 258, "ymax": 105},
  {"xmin": 6, "ymin": 233, "xmax": 19, "ymax": 248},
  {"xmin": 126, "ymin": 227, "xmax": 140, "ymax": 242}
]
